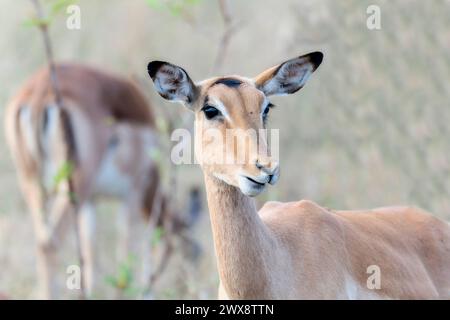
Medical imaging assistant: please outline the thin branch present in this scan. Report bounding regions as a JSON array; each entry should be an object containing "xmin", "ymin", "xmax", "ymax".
[
  {"xmin": 30, "ymin": 0, "xmax": 86, "ymax": 300},
  {"xmin": 30, "ymin": 0, "xmax": 63, "ymax": 106},
  {"xmin": 212, "ymin": 0, "xmax": 239, "ymax": 73}
]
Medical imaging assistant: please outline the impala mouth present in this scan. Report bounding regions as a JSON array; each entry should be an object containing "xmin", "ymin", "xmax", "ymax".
[
  {"xmin": 238, "ymin": 175, "xmax": 270, "ymax": 196},
  {"xmin": 245, "ymin": 176, "xmax": 266, "ymax": 186},
  {"xmin": 239, "ymin": 176, "xmax": 266, "ymax": 197}
]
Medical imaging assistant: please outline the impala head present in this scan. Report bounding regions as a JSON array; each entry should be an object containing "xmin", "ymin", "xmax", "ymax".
[{"xmin": 148, "ymin": 52, "xmax": 323, "ymax": 196}]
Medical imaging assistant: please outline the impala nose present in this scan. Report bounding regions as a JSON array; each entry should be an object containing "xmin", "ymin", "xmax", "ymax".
[
  {"xmin": 255, "ymin": 158, "xmax": 279, "ymax": 184},
  {"xmin": 255, "ymin": 159, "xmax": 264, "ymax": 170}
]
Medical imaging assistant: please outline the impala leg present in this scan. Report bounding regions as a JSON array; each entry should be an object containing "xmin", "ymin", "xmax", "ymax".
[
  {"xmin": 121, "ymin": 194, "xmax": 146, "ymax": 260},
  {"xmin": 77, "ymin": 202, "xmax": 96, "ymax": 297},
  {"xmin": 117, "ymin": 192, "xmax": 151, "ymax": 291},
  {"xmin": 117, "ymin": 201, "xmax": 132, "ymax": 263},
  {"xmin": 23, "ymin": 181, "xmax": 56, "ymax": 299},
  {"xmin": 47, "ymin": 190, "xmax": 72, "ymax": 243},
  {"xmin": 141, "ymin": 221, "xmax": 155, "ymax": 288},
  {"xmin": 35, "ymin": 238, "xmax": 58, "ymax": 299}
]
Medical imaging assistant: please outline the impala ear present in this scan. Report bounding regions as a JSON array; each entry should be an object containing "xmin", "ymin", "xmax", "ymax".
[
  {"xmin": 254, "ymin": 51, "xmax": 323, "ymax": 96},
  {"xmin": 147, "ymin": 61, "xmax": 199, "ymax": 108}
]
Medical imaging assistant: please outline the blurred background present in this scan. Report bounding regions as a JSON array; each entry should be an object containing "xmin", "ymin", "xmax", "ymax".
[{"xmin": 0, "ymin": 0, "xmax": 449, "ymax": 299}]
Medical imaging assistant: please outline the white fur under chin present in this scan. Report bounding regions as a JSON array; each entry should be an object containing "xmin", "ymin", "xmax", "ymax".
[
  {"xmin": 212, "ymin": 173, "xmax": 266, "ymax": 197},
  {"xmin": 238, "ymin": 175, "xmax": 266, "ymax": 197}
]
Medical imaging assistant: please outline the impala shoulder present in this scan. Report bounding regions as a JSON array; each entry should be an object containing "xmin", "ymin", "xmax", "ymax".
[
  {"xmin": 292, "ymin": 200, "xmax": 342, "ymax": 226},
  {"xmin": 261, "ymin": 199, "xmax": 321, "ymax": 210},
  {"xmin": 287, "ymin": 199, "xmax": 331, "ymax": 216},
  {"xmin": 293, "ymin": 199, "xmax": 323, "ymax": 211},
  {"xmin": 259, "ymin": 199, "xmax": 337, "ymax": 223}
]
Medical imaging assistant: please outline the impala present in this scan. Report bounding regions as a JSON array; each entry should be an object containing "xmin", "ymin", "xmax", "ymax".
[
  {"xmin": 147, "ymin": 52, "xmax": 450, "ymax": 299},
  {"xmin": 5, "ymin": 63, "xmax": 178, "ymax": 299}
]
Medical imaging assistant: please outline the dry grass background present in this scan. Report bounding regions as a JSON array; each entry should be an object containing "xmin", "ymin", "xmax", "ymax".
[{"xmin": 0, "ymin": 0, "xmax": 449, "ymax": 299}]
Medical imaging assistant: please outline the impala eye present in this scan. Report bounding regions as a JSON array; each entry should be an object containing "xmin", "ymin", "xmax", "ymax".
[
  {"xmin": 262, "ymin": 102, "xmax": 274, "ymax": 123},
  {"xmin": 202, "ymin": 105, "xmax": 221, "ymax": 120}
]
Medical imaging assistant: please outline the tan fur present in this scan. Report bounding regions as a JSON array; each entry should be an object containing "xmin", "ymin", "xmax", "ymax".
[
  {"xmin": 202, "ymin": 84, "xmax": 450, "ymax": 299},
  {"xmin": 4, "ymin": 63, "xmax": 164, "ymax": 298},
  {"xmin": 148, "ymin": 53, "xmax": 450, "ymax": 300}
]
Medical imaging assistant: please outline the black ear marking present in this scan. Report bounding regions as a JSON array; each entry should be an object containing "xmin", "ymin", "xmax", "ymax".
[
  {"xmin": 147, "ymin": 61, "xmax": 166, "ymax": 79},
  {"xmin": 308, "ymin": 51, "xmax": 324, "ymax": 71}
]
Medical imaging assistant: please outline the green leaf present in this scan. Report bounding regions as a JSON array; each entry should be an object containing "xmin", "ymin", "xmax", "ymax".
[
  {"xmin": 22, "ymin": 17, "xmax": 51, "ymax": 28},
  {"xmin": 116, "ymin": 263, "xmax": 133, "ymax": 289},
  {"xmin": 167, "ymin": 2, "xmax": 183, "ymax": 16},
  {"xmin": 124, "ymin": 286, "xmax": 141, "ymax": 297},
  {"xmin": 24, "ymin": 0, "xmax": 80, "ymax": 30},
  {"xmin": 145, "ymin": 0, "xmax": 163, "ymax": 9},
  {"xmin": 53, "ymin": 161, "xmax": 74, "ymax": 189},
  {"xmin": 144, "ymin": 0, "xmax": 203, "ymax": 14},
  {"xmin": 51, "ymin": 0, "xmax": 79, "ymax": 15},
  {"xmin": 148, "ymin": 147, "xmax": 162, "ymax": 163},
  {"xmin": 156, "ymin": 116, "xmax": 169, "ymax": 134},
  {"xmin": 104, "ymin": 275, "xmax": 118, "ymax": 288},
  {"xmin": 105, "ymin": 255, "xmax": 137, "ymax": 291}
]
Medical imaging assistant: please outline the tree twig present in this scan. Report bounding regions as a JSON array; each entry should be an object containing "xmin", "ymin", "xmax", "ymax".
[
  {"xmin": 30, "ymin": 0, "xmax": 86, "ymax": 300},
  {"xmin": 30, "ymin": 0, "xmax": 63, "ymax": 106},
  {"xmin": 212, "ymin": 0, "xmax": 238, "ymax": 73}
]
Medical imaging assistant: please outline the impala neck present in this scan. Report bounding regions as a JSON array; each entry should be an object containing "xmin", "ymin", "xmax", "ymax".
[{"xmin": 203, "ymin": 173, "xmax": 280, "ymax": 299}]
